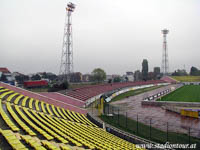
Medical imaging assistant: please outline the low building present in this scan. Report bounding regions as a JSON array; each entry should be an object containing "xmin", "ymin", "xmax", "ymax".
[
  {"xmin": 70, "ymin": 72, "xmax": 82, "ymax": 82},
  {"xmin": 0, "ymin": 67, "xmax": 15, "ymax": 85},
  {"xmin": 82, "ymin": 74, "xmax": 91, "ymax": 82},
  {"xmin": 106, "ymin": 75, "xmax": 112, "ymax": 82},
  {"xmin": 0, "ymin": 68, "xmax": 11, "ymax": 74},
  {"xmin": 24, "ymin": 80, "xmax": 48, "ymax": 88},
  {"xmin": 134, "ymin": 70, "xmax": 142, "ymax": 81},
  {"xmin": 148, "ymin": 72, "xmax": 155, "ymax": 80},
  {"xmin": 122, "ymin": 72, "xmax": 134, "ymax": 81}
]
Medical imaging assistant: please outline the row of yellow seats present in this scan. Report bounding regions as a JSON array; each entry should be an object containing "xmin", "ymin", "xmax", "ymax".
[
  {"xmin": 15, "ymin": 105, "xmax": 53, "ymax": 140},
  {"xmin": 0, "ymin": 89, "xmax": 57, "ymax": 119},
  {"xmin": 0, "ymin": 88, "xmax": 26, "ymax": 107},
  {"xmin": 0, "ymin": 94, "xmax": 139, "ymax": 150},
  {"xmin": 0, "ymin": 89, "xmax": 14, "ymax": 99},
  {"xmin": 22, "ymin": 135, "xmax": 72, "ymax": 150},
  {"xmin": 41, "ymin": 140, "xmax": 60, "ymax": 150},
  {"xmin": 21, "ymin": 135, "xmax": 46, "ymax": 150},
  {"xmin": 0, "ymin": 87, "xmax": 96, "ymax": 127},
  {"xmin": 6, "ymin": 102, "xmax": 36, "ymax": 136},
  {"xmin": 0, "ymin": 99, "xmax": 19, "ymax": 131},
  {"xmin": 39, "ymin": 113, "xmax": 102, "ymax": 149},
  {"xmin": 21, "ymin": 96, "xmax": 28, "ymax": 107},
  {"xmin": 14, "ymin": 94, "xmax": 23, "ymax": 105},
  {"xmin": 23, "ymin": 107, "xmax": 69, "ymax": 144},
  {"xmin": 56, "ymin": 106, "xmax": 96, "ymax": 127},
  {"xmin": 41, "ymin": 112, "xmax": 90, "ymax": 148},
  {"xmin": 0, "ymin": 96, "xmax": 76, "ymax": 150},
  {"xmin": 39, "ymin": 99, "xmax": 82, "ymax": 126},
  {"xmin": 0, "ymin": 129, "xmax": 28, "ymax": 150},
  {"xmin": 78, "ymin": 124, "xmax": 135, "ymax": 150},
  {"xmin": 0, "ymin": 127, "xmax": 72, "ymax": 150},
  {"xmin": 61, "ymin": 120, "xmax": 108, "ymax": 149},
  {"xmin": 37, "ymin": 111, "xmax": 84, "ymax": 147},
  {"xmin": 80, "ymin": 123, "xmax": 135, "ymax": 149},
  {"xmin": 0, "ymin": 88, "xmax": 85, "ymax": 132},
  {"xmin": 45, "ymin": 112, "xmax": 111, "ymax": 149},
  {"xmin": 59, "ymin": 119, "xmax": 99, "ymax": 149},
  {"xmin": 60, "ymin": 106, "xmax": 97, "ymax": 127},
  {"xmin": 0, "ymin": 86, "xmax": 136, "ymax": 149},
  {"xmin": 61, "ymin": 120, "xmax": 136, "ymax": 150},
  {"xmin": 75, "ymin": 111, "xmax": 97, "ymax": 127},
  {"xmin": 59, "ymin": 116, "xmax": 131, "ymax": 150},
  {"xmin": 0, "ymin": 88, "xmax": 48, "ymax": 114}
]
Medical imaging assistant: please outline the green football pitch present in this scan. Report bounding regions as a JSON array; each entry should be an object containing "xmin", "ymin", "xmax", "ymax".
[{"xmin": 159, "ymin": 85, "xmax": 200, "ymax": 102}]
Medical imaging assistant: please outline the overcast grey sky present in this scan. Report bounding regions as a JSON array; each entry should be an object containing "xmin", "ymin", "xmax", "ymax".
[{"xmin": 1, "ymin": 0, "xmax": 200, "ymax": 75}]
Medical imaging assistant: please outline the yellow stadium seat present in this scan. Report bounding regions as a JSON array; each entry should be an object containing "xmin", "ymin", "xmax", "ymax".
[
  {"xmin": 0, "ymin": 91, "xmax": 14, "ymax": 99},
  {"xmin": 0, "ymin": 86, "xmax": 142, "ymax": 150},
  {"xmin": 1, "ymin": 129, "xmax": 28, "ymax": 150},
  {"xmin": 0, "ymin": 100, "xmax": 19, "ymax": 131},
  {"xmin": 14, "ymin": 95, "xmax": 24, "ymax": 105},
  {"xmin": 21, "ymin": 96, "xmax": 29, "ymax": 107},
  {"xmin": 6, "ymin": 102, "xmax": 36, "ymax": 136},
  {"xmin": 28, "ymin": 98, "xmax": 33, "ymax": 109}
]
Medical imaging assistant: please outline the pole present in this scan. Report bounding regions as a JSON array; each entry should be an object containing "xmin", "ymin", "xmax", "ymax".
[
  {"xmin": 150, "ymin": 118, "xmax": 152, "ymax": 140},
  {"xmin": 189, "ymin": 127, "xmax": 191, "ymax": 145},
  {"xmin": 59, "ymin": 3, "xmax": 75, "ymax": 80},
  {"xmin": 112, "ymin": 106, "xmax": 114, "ymax": 120},
  {"xmin": 137, "ymin": 114, "xmax": 138, "ymax": 134},
  {"xmin": 92, "ymin": 103, "xmax": 93, "ymax": 114},
  {"xmin": 118, "ymin": 108, "xmax": 119, "ymax": 125},
  {"xmin": 111, "ymin": 105, "xmax": 113, "ymax": 114},
  {"xmin": 126, "ymin": 112, "xmax": 127, "ymax": 128},
  {"xmin": 108, "ymin": 103, "xmax": 109, "ymax": 114},
  {"xmin": 167, "ymin": 122, "xmax": 168, "ymax": 141}
]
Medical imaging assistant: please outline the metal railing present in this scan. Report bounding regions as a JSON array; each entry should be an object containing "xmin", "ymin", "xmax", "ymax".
[{"xmin": 102, "ymin": 103, "xmax": 200, "ymax": 149}]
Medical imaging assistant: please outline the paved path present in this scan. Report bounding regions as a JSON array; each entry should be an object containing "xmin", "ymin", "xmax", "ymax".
[
  {"xmin": 111, "ymin": 84, "xmax": 200, "ymax": 138},
  {"xmin": 39, "ymin": 92, "xmax": 85, "ymax": 107}
]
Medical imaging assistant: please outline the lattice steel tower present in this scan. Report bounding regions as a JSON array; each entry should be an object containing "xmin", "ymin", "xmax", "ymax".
[
  {"xmin": 161, "ymin": 29, "xmax": 169, "ymax": 76},
  {"xmin": 59, "ymin": 2, "xmax": 75, "ymax": 81}
]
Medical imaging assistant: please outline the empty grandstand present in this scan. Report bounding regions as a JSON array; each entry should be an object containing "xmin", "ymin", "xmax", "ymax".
[
  {"xmin": 0, "ymin": 82, "xmax": 147, "ymax": 150},
  {"xmin": 66, "ymin": 80, "xmax": 165, "ymax": 104}
]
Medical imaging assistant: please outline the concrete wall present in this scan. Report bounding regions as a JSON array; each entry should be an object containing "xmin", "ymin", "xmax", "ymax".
[
  {"xmin": 142, "ymin": 101, "xmax": 200, "ymax": 107},
  {"xmin": 183, "ymin": 82, "xmax": 200, "ymax": 85},
  {"xmin": 142, "ymin": 83, "xmax": 200, "ymax": 107},
  {"xmin": 105, "ymin": 83, "xmax": 169, "ymax": 103}
]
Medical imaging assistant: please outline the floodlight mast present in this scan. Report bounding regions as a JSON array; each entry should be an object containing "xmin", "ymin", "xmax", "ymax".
[
  {"xmin": 59, "ymin": 2, "xmax": 75, "ymax": 82},
  {"xmin": 161, "ymin": 29, "xmax": 169, "ymax": 76}
]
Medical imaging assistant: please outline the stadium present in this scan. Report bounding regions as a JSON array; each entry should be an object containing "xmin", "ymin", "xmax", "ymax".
[
  {"xmin": 1, "ymin": 76, "xmax": 200, "ymax": 150},
  {"xmin": 0, "ymin": 80, "xmax": 165, "ymax": 150},
  {"xmin": 1, "ymin": 1, "xmax": 200, "ymax": 150}
]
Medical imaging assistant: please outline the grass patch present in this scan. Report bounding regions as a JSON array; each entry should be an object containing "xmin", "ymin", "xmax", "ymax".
[
  {"xmin": 111, "ymin": 85, "xmax": 163, "ymax": 102},
  {"xmin": 171, "ymin": 76, "xmax": 200, "ymax": 82},
  {"xmin": 159, "ymin": 85, "xmax": 200, "ymax": 102},
  {"xmin": 100, "ymin": 115, "xmax": 200, "ymax": 146}
]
